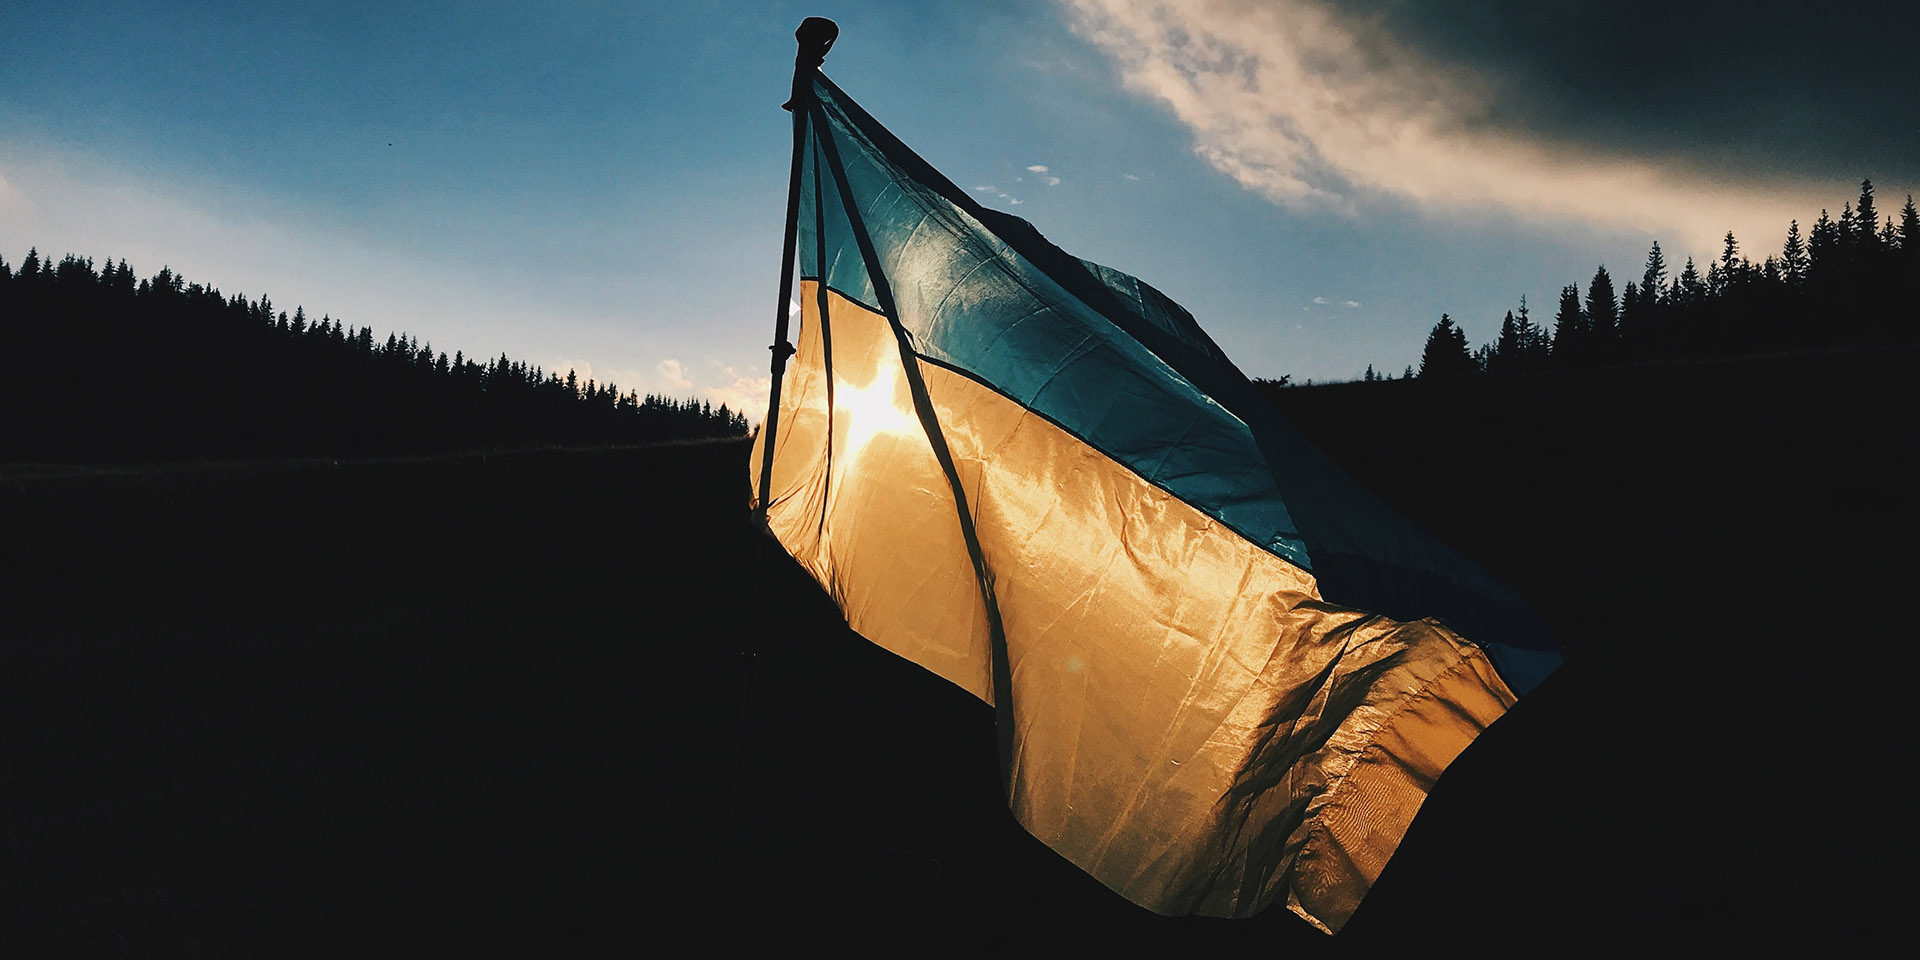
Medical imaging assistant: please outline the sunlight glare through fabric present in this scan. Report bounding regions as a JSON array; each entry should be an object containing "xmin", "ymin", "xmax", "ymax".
[{"xmin": 833, "ymin": 356, "xmax": 917, "ymax": 467}]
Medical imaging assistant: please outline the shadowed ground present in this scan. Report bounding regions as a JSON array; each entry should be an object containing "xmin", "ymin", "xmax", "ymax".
[{"xmin": 4, "ymin": 348, "xmax": 1914, "ymax": 954}]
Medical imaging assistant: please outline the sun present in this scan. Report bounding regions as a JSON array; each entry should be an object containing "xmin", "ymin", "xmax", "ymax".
[{"xmin": 833, "ymin": 355, "xmax": 919, "ymax": 466}]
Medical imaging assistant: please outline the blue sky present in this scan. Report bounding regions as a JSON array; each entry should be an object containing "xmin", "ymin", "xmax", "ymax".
[{"xmin": 4, "ymin": 1, "xmax": 1912, "ymax": 415}]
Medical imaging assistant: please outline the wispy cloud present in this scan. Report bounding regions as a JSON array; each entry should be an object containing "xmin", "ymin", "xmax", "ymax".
[
  {"xmin": 1343, "ymin": 300, "xmax": 1361, "ymax": 308},
  {"xmin": 1311, "ymin": 296, "xmax": 1328, "ymax": 305},
  {"xmin": 1027, "ymin": 164, "xmax": 1063, "ymax": 186},
  {"xmin": 974, "ymin": 182, "xmax": 1024, "ymax": 206},
  {"xmin": 705, "ymin": 364, "xmax": 772, "ymax": 425},
  {"xmin": 1063, "ymin": 0, "xmax": 1843, "ymax": 251},
  {"xmin": 656, "ymin": 358, "xmax": 694, "ymax": 394}
]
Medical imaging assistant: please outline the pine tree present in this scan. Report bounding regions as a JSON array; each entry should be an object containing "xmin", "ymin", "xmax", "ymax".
[
  {"xmin": 1641, "ymin": 241, "xmax": 1667, "ymax": 309},
  {"xmin": 1418, "ymin": 314, "xmax": 1475, "ymax": 377},
  {"xmin": 1782, "ymin": 220, "xmax": 1808, "ymax": 287},
  {"xmin": 1678, "ymin": 258, "xmax": 1705, "ymax": 307},
  {"xmin": 1901, "ymin": 196, "xmax": 1919, "ymax": 258},
  {"xmin": 1809, "ymin": 210, "xmax": 1838, "ymax": 282},
  {"xmin": 1586, "ymin": 265, "xmax": 1618, "ymax": 354},
  {"xmin": 1619, "ymin": 281, "xmax": 1643, "ymax": 355},
  {"xmin": 1516, "ymin": 294, "xmax": 1547, "ymax": 367},
  {"xmin": 1715, "ymin": 232, "xmax": 1740, "ymax": 297},
  {"xmin": 1551, "ymin": 284, "xmax": 1584, "ymax": 363},
  {"xmin": 1855, "ymin": 179, "xmax": 1879, "ymax": 252},
  {"xmin": 1492, "ymin": 309, "xmax": 1521, "ymax": 373}
]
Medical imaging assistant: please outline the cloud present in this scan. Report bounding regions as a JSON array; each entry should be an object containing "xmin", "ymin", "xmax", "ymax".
[
  {"xmin": 1307, "ymin": 1, "xmax": 1920, "ymax": 184},
  {"xmin": 1063, "ymin": 0, "xmax": 1864, "ymax": 251},
  {"xmin": 656, "ymin": 358, "xmax": 694, "ymax": 394},
  {"xmin": 1122, "ymin": 173, "xmax": 1141, "ymax": 181},
  {"xmin": 1343, "ymin": 300, "xmax": 1360, "ymax": 308},
  {"xmin": 975, "ymin": 182, "xmax": 1025, "ymax": 206},
  {"xmin": 1026, "ymin": 164, "xmax": 1062, "ymax": 186},
  {"xmin": 1311, "ymin": 296, "xmax": 1328, "ymax": 305},
  {"xmin": 704, "ymin": 365, "xmax": 773, "ymax": 425}
]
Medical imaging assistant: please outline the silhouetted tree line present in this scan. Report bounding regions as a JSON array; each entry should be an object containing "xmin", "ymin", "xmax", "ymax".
[
  {"xmin": 0, "ymin": 250, "xmax": 749, "ymax": 460},
  {"xmin": 1403, "ymin": 180, "xmax": 1920, "ymax": 380}
]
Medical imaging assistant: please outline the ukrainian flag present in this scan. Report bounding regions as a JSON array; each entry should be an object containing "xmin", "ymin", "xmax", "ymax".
[{"xmin": 750, "ymin": 63, "xmax": 1560, "ymax": 934}]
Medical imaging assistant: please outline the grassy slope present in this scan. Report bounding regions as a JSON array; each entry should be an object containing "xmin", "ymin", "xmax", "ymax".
[{"xmin": 3, "ymin": 348, "xmax": 1914, "ymax": 954}]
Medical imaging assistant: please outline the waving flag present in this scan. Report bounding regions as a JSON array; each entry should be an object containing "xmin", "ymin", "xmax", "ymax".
[{"xmin": 750, "ymin": 28, "xmax": 1559, "ymax": 933}]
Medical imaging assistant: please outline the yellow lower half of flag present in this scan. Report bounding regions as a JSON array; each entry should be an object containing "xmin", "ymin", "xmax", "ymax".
[{"xmin": 751, "ymin": 282, "xmax": 1517, "ymax": 933}]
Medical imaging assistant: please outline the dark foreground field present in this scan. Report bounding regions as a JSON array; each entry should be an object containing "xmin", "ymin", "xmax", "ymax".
[{"xmin": 5, "ymin": 348, "xmax": 1915, "ymax": 955}]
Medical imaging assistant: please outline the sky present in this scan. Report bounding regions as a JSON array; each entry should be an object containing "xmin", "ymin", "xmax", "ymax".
[{"xmin": 4, "ymin": 1, "xmax": 1915, "ymax": 416}]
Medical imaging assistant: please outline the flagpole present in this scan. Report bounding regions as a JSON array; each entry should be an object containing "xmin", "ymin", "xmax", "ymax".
[
  {"xmin": 754, "ymin": 17, "xmax": 838, "ymax": 524},
  {"xmin": 730, "ymin": 21, "xmax": 837, "ymax": 880}
]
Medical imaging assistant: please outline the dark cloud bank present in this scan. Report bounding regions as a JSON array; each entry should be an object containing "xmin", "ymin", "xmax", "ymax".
[{"xmin": 1328, "ymin": 1, "xmax": 1920, "ymax": 187}]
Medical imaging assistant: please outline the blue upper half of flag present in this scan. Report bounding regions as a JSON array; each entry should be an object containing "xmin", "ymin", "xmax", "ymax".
[{"xmin": 801, "ymin": 76, "xmax": 1313, "ymax": 569}]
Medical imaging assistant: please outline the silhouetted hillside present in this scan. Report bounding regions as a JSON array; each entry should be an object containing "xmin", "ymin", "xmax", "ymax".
[
  {"xmin": 5, "ymin": 345, "xmax": 1913, "ymax": 953},
  {"xmin": 0, "ymin": 250, "xmax": 747, "ymax": 460}
]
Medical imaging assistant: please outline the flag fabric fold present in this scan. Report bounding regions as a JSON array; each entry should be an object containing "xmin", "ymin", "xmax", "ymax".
[{"xmin": 750, "ymin": 70, "xmax": 1558, "ymax": 933}]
